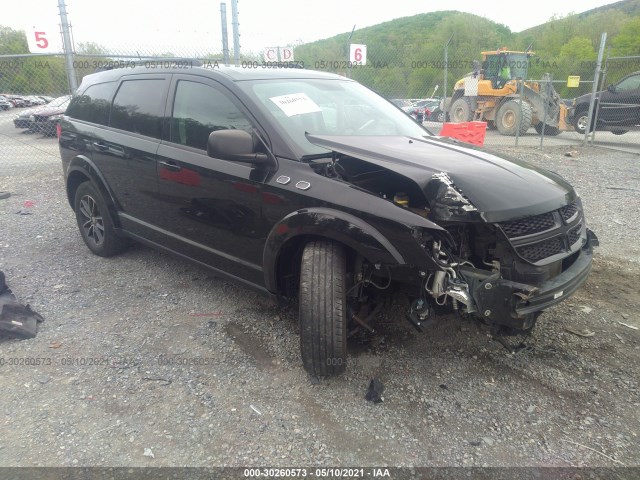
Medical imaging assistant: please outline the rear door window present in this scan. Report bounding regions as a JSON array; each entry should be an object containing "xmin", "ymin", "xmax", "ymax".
[{"xmin": 110, "ymin": 79, "xmax": 167, "ymax": 138}]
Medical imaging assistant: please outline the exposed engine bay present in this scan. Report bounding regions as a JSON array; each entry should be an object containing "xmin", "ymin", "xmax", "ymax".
[{"xmin": 308, "ymin": 150, "xmax": 596, "ymax": 336}]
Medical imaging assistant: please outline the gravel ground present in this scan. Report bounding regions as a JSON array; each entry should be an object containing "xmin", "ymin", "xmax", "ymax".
[{"xmin": 0, "ymin": 138, "xmax": 639, "ymax": 471}]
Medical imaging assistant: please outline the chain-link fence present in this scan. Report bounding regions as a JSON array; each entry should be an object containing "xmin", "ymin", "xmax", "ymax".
[{"xmin": 1, "ymin": 34, "xmax": 638, "ymax": 173}]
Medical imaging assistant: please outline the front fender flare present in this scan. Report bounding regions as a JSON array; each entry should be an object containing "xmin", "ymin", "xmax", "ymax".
[{"xmin": 263, "ymin": 207, "xmax": 431, "ymax": 293}]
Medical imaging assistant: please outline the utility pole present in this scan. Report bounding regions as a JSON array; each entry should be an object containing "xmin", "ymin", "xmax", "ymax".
[
  {"xmin": 57, "ymin": 0, "xmax": 77, "ymax": 92},
  {"xmin": 231, "ymin": 0, "xmax": 240, "ymax": 66},
  {"xmin": 220, "ymin": 2, "xmax": 230, "ymax": 65}
]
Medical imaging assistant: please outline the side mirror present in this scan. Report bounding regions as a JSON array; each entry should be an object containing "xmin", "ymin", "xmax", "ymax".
[
  {"xmin": 207, "ymin": 129, "xmax": 273, "ymax": 167},
  {"xmin": 607, "ymin": 84, "xmax": 617, "ymax": 93}
]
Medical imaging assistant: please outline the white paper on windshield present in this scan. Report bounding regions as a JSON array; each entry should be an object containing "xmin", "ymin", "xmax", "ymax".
[{"xmin": 269, "ymin": 93, "xmax": 321, "ymax": 117}]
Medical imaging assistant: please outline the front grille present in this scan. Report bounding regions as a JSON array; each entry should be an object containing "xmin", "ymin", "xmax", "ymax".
[
  {"xmin": 560, "ymin": 202, "xmax": 578, "ymax": 222},
  {"xmin": 498, "ymin": 200, "xmax": 585, "ymax": 264},
  {"xmin": 568, "ymin": 223, "xmax": 582, "ymax": 246},
  {"xmin": 517, "ymin": 238, "xmax": 564, "ymax": 263},
  {"xmin": 500, "ymin": 212, "xmax": 555, "ymax": 238}
]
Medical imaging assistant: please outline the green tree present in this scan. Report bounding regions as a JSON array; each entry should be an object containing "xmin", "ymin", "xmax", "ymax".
[
  {"xmin": 77, "ymin": 41, "xmax": 107, "ymax": 55},
  {"xmin": 559, "ymin": 37, "xmax": 597, "ymax": 61},
  {"xmin": 0, "ymin": 26, "xmax": 28, "ymax": 54},
  {"xmin": 611, "ymin": 17, "xmax": 640, "ymax": 56}
]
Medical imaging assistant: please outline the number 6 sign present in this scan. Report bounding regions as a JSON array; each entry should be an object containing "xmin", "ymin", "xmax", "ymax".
[
  {"xmin": 25, "ymin": 24, "xmax": 63, "ymax": 54},
  {"xmin": 349, "ymin": 44, "xmax": 367, "ymax": 65}
]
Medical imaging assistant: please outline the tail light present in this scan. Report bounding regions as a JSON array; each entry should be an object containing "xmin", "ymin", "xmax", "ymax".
[{"xmin": 56, "ymin": 123, "xmax": 61, "ymax": 139}]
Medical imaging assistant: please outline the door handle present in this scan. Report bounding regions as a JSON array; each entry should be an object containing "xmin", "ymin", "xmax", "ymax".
[
  {"xmin": 158, "ymin": 160, "xmax": 182, "ymax": 172},
  {"xmin": 92, "ymin": 141, "xmax": 108, "ymax": 151}
]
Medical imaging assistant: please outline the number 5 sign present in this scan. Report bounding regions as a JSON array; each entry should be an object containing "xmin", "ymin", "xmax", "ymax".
[
  {"xmin": 349, "ymin": 44, "xmax": 367, "ymax": 65},
  {"xmin": 25, "ymin": 24, "xmax": 63, "ymax": 54}
]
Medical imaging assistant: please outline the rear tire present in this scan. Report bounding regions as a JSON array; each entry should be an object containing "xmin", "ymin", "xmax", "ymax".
[
  {"xmin": 299, "ymin": 240, "xmax": 347, "ymax": 376},
  {"xmin": 496, "ymin": 100, "xmax": 532, "ymax": 136},
  {"xmin": 611, "ymin": 129, "xmax": 628, "ymax": 135},
  {"xmin": 74, "ymin": 181, "xmax": 129, "ymax": 257}
]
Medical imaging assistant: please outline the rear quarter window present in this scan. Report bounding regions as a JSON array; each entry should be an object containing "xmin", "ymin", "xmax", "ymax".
[{"xmin": 66, "ymin": 82, "xmax": 116, "ymax": 125}]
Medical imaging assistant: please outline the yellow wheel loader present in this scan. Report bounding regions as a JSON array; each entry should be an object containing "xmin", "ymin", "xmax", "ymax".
[{"xmin": 446, "ymin": 49, "xmax": 570, "ymax": 136}]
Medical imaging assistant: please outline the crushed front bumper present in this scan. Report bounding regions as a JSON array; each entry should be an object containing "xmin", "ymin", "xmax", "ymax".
[{"xmin": 461, "ymin": 229, "xmax": 597, "ymax": 330}]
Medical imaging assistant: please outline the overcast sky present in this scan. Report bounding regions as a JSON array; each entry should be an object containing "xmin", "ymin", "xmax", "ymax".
[{"xmin": 4, "ymin": 0, "xmax": 618, "ymax": 55}]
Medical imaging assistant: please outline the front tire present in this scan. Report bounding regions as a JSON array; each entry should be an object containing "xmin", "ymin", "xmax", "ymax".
[
  {"xmin": 74, "ymin": 181, "xmax": 128, "ymax": 257},
  {"xmin": 299, "ymin": 240, "xmax": 347, "ymax": 377},
  {"xmin": 449, "ymin": 97, "xmax": 475, "ymax": 123},
  {"xmin": 496, "ymin": 100, "xmax": 532, "ymax": 136}
]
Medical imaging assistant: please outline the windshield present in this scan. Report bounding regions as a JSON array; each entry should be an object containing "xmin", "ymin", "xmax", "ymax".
[
  {"xmin": 49, "ymin": 95, "xmax": 70, "ymax": 108},
  {"xmin": 238, "ymin": 78, "xmax": 429, "ymax": 157}
]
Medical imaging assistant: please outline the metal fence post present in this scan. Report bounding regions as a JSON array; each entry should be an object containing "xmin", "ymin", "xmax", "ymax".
[
  {"xmin": 443, "ymin": 34, "xmax": 453, "ymax": 101},
  {"xmin": 231, "ymin": 0, "xmax": 240, "ymax": 66},
  {"xmin": 220, "ymin": 2, "xmax": 230, "ymax": 66},
  {"xmin": 584, "ymin": 32, "xmax": 607, "ymax": 145},
  {"xmin": 515, "ymin": 78, "xmax": 523, "ymax": 147},
  {"xmin": 57, "ymin": 0, "xmax": 77, "ymax": 92}
]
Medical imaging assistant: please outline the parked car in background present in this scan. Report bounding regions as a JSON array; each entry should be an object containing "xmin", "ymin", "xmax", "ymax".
[
  {"xmin": 569, "ymin": 71, "xmax": 640, "ymax": 135},
  {"xmin": 60, "ymin": 65, "xmax": 596, "ymax": 377},
  {"xmin": 0, "ymin": 96, "xmax": 13, "ymax": 111},
  {"xmin": 426, "ymin": 100, "xmax": 448, "ymax": 122},
  {"xmin": 411, "ymin": 99, "xmax": 440, "ymax": 122},
  {"xmin": 13, "ymin": 95, "xmax": 71, "ymax": 133},
  {"xmin": 390, "ymin": 98, "xmax": 413, "ymax": 109},
  {"xmin": 23, "ymin": 95, "xmax": 47, "ymax": 107},
  {"xmin": 2, "ymin": 95, "xmax": 29, "ymax": 108},
  {"xmin": 30, "ymin": 96, "xmax": 71, "ymax": 135}
]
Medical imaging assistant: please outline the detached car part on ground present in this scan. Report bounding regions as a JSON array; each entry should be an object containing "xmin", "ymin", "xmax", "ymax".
[{"xmin": 59, "ymin": 65, "xmax": 597, "ymax": 377}]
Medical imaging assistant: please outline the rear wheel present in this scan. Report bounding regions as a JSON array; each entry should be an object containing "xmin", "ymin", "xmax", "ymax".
[
  {"xmin": 449, "ymin": 97, "xmax": 475, "ymax": 123},
  {"xmin": 299, "ymin": 240, "xmax": 347, "ymax": 376},
  {"xmin": 496, "ymin": 100, "xmax": 532, "ymax": 136},
  {"xmin": 74, "ymin": 181, "xmax": 129, "ymax": 257}
]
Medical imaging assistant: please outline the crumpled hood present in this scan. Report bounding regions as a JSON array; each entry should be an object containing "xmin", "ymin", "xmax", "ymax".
[{"xmin": 306, "ymin": 134, "xmax": 576, "ymax": 223}]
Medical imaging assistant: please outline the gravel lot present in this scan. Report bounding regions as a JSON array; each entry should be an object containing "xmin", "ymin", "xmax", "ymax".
[{"xmin": 0, "ymin": 126, "xmax": 639, "ymax": 472}]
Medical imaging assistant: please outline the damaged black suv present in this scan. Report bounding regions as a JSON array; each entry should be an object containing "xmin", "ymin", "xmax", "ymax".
[{"xmin": 60, "ymin": 64, "xmax": 597, "ymax": 376}]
